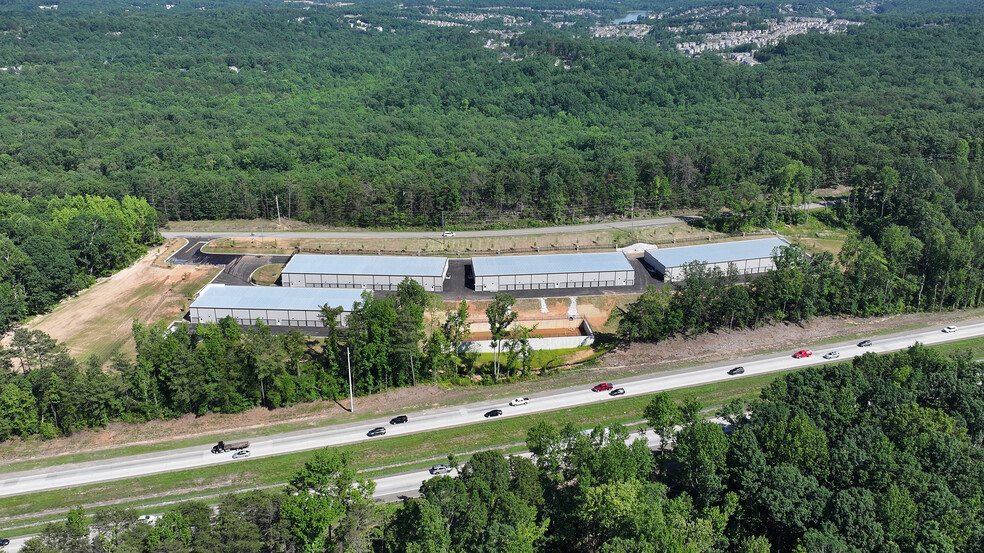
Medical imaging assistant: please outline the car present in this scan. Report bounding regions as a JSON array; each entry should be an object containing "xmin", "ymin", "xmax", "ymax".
[
  {"xmin": 609, "ymin": 387, "xmax": 626, "ymax": 396},
  {"xmin": 137, "ymin": 515, "xmax": 157, "ymax": 524},
  {"xmin": 793, "ymin": 350, "xmax": 812, "ymax": 358},
  {"xmin": 429, "ymin": 464, "xmax": 452, "ymax": 475},
  {"xmin": 367, "ymin": 427, "xmax": 387, "ymax": 437},
  {"xmin": 943, "ymin": 325, "xmax": 958, "ymax": 333},
  {"xmin": 858, "ymin": 340, "xmax": 873, "ymax": 347},
  {"xmin": 509, "ymin": 397, "xmax": 529, "ymax": 406},
  {"xmin": 484, "ymin": 409, "xmax": 503, "ymax": 418},
  {"xmin": 592, "ymin": 383, "xmax": 614, "ymax": 392},
  {"xmin": 390, "ymin": 415, "xmax": 409, "ymax": 424},
  {"xmin": 0, "ymin": 538, "xmax": 10, "ymax": 546},
  {"xmin": 232, "ymin": 449, "xmax": 251, "ymax": 459},
  {"xmin": 728, "ymin": 366, "xmax": 745, "ymax": 375},
  {"xmin": 823, "ymin": 351, "xmax": 840, "ymax": 359},
  {"xmin": 442, "ymin": 231, "xmax": 455, "ymax": 237}
]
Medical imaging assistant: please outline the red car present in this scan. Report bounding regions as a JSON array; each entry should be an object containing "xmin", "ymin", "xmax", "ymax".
[
  {"xmin": 793, "ymin": 350, "xmax": 813, "ymax": 359},
  {"xmin": 592, "ymin": 383, "xmax": 614, "ymax": 392}
]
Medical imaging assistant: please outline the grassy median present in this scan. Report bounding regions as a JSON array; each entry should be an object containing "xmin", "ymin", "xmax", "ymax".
[{"xmin": 0, "ymin": 371, "xmax": 776, "ymax": 530}]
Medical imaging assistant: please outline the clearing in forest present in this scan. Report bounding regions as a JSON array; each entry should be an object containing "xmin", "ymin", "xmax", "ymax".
[{"xmin": 21, "ymin": 240, "xmax": 222, "ymax": 365}]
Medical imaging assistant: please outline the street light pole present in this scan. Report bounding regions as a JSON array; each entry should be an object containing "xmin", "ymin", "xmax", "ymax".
[{"xmin": 347, "ymin": 347, "xmax": 354, "ymax": 413}]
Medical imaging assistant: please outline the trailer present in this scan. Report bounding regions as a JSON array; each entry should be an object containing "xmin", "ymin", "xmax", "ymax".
[{"xmin": 211, "ymin": 440, "xmax": 249, "ymax": 454}]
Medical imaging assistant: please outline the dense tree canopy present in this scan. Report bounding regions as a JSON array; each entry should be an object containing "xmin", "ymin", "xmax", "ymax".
[
  {"xmin": 0, "ymin": 193, "xmax": 159, "ymax": 333},
  {"xmin": 0, "ymin": 1, "xmax": 982, "ymax": 231}
]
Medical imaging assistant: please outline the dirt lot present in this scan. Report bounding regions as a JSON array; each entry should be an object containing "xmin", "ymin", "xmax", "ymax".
[
  {"xmin": 17, "ymin": 240, "xmax": 222, "ymax": 364},
  {"xmin": 4, "ymin": 306, "xmax": 979, "ymax": 464}
]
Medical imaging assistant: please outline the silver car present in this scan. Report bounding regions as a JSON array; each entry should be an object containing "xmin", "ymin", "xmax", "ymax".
[
  {"xmin": 430, "ymin": 464, "xmax": 452, "ymax": 475},
  {"xmin": 823, "ymin": 351, "xmax": 840, "ymax": 360}
]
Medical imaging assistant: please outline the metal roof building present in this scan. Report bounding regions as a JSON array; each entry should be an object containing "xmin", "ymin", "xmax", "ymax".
[
  {"xmin": 644, "ymin": 237, "xmax": 789, "ymax": 282},
  {"xmin": 282, "ymin": 254, "xmax": 450, "ymax": 292},
  {"xmin": 189, "ymin": 284, "xmax": 365, "ymax": 328},
  {"xmin": 471, "ymin": 252, "xmax": 635, "ymax": 292}
]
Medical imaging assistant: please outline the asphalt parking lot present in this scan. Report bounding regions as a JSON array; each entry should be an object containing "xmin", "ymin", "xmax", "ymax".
[
  {"xmin": 167, "ymin": 237, "xmax": 290, "ymax": 286},
  {"xmin": 169, "ymin": 237, "xmax": 663, "ymax": 297}
]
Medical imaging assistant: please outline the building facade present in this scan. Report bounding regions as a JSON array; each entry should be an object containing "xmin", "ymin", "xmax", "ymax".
[
  {"xmin": 643, "ymin": 237, "xmax": 790, "ymax": 282},
  {"xmin": 471, "ymin": 252, "xmax": 635, "ymax": 292},
  {"xmin": 188, "ymin": 284, "xmax": 364, "ymax": 328},
  {"xmin": 281, "ymin": 254, "xmax": 450, "ymax": 292}
]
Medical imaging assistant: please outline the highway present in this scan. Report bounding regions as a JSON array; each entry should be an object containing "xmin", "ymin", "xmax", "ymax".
[
  {"xmin": 1, "ymin": 318, "xmax": 981, "ymax": 500},
  {"xmin": 159, "ymin": 216, "xmax": 688, "ymax": 241}
]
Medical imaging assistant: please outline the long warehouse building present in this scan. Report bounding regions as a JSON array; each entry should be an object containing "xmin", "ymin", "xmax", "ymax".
[
  {"xmin": 644, "ymin": 237, "xmax": 790, "ymax": 282},
  {"xmin": 282, "ymin": 254, "xmax": 450, "ymax": 291},
  {"xmin": 471, "ymin": 252, "xmax": 635, "ymax": 292},
  {"xmin": 189, "ymin": 284, "xmax": 365, "ymax": 328}
]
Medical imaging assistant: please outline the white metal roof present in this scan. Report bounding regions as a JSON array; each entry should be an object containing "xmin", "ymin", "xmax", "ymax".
[
  {"xmin": 190, "ymin": 284, "xmax": 365, "ymax": 312},
  {"xmin": 282, "ymin": 254, "xmax": 448, "ymax": 277},
  {"xmin": 471, "ymin": 252, "xmax": 633, "ymax": 276},
  {"xmin": 646, "ymin": 238, "xmax": 789, "ymax": 268}
]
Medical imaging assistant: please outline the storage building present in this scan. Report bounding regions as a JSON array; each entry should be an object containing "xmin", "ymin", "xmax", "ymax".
[
  {"xmin": 281, "ymin": 254, "xmax": 450, "ymax": 292},
  {"xmin": 471, "ymin": 252, "xmax": 635, "ymax": 292},
  {"xmin": 643, "ymin": 237, "xmax": 789, "ymax": 282},
  {"xmin": 189, "ymin": 284, "xmax": 364, "ymax": 328}
]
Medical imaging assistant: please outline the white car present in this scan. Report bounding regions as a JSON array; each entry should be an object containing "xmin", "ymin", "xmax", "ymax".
[
  {"xmin": 442, "ymin": 231, "xmax": 455, "ymax": 237},
  {"xmin": 943, "ymin": 325, "xmax": 958, "ymax": 333},
  {"xmin": 823, "ymin": 351, "xmax": 840, "ymax": 360},
  {"xmin": 509, "ymin": 397, "xmax": 529, "ymax": 406},
  {"xmin": 232, "ymin": 450, "xmax": 251, "ymax": 459}
]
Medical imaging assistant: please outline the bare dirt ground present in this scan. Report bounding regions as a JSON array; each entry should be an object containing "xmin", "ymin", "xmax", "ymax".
[
  {"xmin": 604, "ymin": 309, "xmax": 983, "ymax": 371},
  {"xmin": 13, "ymin": 240, "xmax": 221, "ymax": 364},
  {"xmin": 203, "ymin": 222, "xmax": 710, "ymax": 257},
  {"xmin": 4, "ymin": 305, "xmax": 979, "ymax": 465}
]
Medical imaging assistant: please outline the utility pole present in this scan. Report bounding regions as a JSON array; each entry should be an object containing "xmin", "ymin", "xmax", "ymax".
[
  {"xmin": 630, "ymin": 194, "xmax": 635, "ymax": 231},
  {"xmin": 410, "ymin": 355, "xmax": 416, "ymax": 386},
  {"xmin": 275, "ymin": 196, "xmax": 282, "ymax": 227},
  {"xmin": 347, "ymin": 347, "xmax": 354, "ymax": 413}
]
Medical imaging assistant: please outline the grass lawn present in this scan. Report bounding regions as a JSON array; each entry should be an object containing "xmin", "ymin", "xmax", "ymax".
[
  {"xmin": 779, "ymin": 210, "xmax": 851, "ymax": 257},
  {"xmin": 251, "ymin": 263, "xmax": 284, "ymax": 286}
]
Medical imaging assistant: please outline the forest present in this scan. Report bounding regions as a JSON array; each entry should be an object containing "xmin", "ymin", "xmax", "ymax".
[
  {"xmin": 0, "ymin": 1, "xmax": 981, "ymax": 229},
  {"xmin": 20, "ymin": 344, "xmax": 984, "ymax": 552},
  {"xmin": 0, "ymin": 193, "xmax": 160, "ymax": 334}
]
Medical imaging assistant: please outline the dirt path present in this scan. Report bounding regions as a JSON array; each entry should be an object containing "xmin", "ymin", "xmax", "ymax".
[{"xmin": 3, "ymin": 305, "xmax": 979, "ymax": 465}]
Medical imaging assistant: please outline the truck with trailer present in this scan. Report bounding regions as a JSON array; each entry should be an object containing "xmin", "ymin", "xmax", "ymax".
[{"xmin": 211, "ymin": 440, "xmax": 249, "ymax": 454}]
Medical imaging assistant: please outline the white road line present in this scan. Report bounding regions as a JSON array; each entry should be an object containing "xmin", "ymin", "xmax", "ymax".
[{"xmin": 0, "ymin": 320, "xmax": 980, "ymax": 499}]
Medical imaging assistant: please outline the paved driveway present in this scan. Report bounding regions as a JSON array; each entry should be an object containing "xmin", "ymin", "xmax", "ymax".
[{"xmin": 167, "ymin": 236, "xmax": 290, "ymax": 286}]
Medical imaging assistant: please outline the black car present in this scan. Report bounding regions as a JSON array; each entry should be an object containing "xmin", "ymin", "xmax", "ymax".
[
  {"xmin": 484, "ymin": 409, "xmax": 503, "ymax": 418},
  {"xmin": 367, "ymin": 427, "xmax": 387, "ymax": 437},
  {"xmin": 728, "ymin": 366, "xmax": 745, "ymax": 375},
  {"xmin": 0, "ymin": 538, "xmax": 9, "ymax": 546},
  {"xmin": 609, "ymin": 388, "xmax": 626, "ymax": 396},
  {"xmin": 390, "ymin": 415, "xmax": 409, "ymax": 425},
  {"xmin": 858, "ymin": 340, "xmax": 873, "ymax": 347}
]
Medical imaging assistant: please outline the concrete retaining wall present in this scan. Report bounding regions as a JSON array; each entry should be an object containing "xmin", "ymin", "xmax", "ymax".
[{"xmin": 458, "ymin": 319, "xmax": 594, "ymax": 353}]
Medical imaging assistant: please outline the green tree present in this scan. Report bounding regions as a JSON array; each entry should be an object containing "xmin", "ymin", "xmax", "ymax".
[
  {"xmin": 485, "ymin": 293, "xmax": 517, "ymax": 381},
  {"xmin": 644, "ymin": 392, "xmax": 680, "ymax": 450}
]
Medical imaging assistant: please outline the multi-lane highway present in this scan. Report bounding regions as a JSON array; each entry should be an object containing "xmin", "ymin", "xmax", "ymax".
[{"xmin": 2, "ymin": 318, "xmax": 981, "ymax": 500}]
